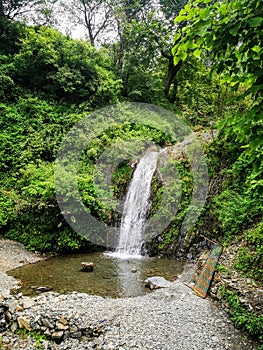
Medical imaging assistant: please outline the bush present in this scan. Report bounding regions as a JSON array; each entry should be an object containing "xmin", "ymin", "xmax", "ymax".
[
  {"xmin": 235, "ymin": 221, "xmax": 263, "ymax": 282},
  {"xmin": 220, "ymin": 287, "xmax": 263, "ymax": 347}
]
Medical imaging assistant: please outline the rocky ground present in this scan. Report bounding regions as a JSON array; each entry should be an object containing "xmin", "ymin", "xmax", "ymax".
[{"xmin": 0, "ymin": 238, "xmax": 260, "ymax": 350}]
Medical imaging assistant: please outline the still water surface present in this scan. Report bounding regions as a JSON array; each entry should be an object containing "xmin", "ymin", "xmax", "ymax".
[{"xmin": 8, "ymin": 252, "xmax": 183, "ymax": 298}]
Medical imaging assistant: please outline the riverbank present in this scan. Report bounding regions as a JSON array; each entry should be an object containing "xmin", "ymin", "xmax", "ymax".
[
  {"xmin": 0, "ymin": 237, "xmax": 45, "ymax": 295},
  {"xmin": 0, "ymin": 238, "xmax": 260, "ymax": 349}
]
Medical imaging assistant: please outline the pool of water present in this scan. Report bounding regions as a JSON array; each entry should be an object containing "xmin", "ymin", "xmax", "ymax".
[{"xmin": 8, "ymin": 252, "xmax": 183, "ymax": 298}]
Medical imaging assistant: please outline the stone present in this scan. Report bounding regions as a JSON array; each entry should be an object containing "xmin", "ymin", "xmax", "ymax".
[
  {"xmin": 2, "ymin": 336, "xmax": 10, "ymax": 344},
  {"xmin": 59, "ymin": 315, "xmax": 68, "ymax": 325},
  {"xmin": 0, "ymin": 316, "xmax": 6, "ymax": 329},
  {"xmin": 17, "ymin": 316, "xmax": 31, "ymax": 331},
  {"xmin": 211, "ymin": 287, "xmax": 217, "ymax": 295},
  {"xmin": 52, "ymin": 331, "xmax": 64, "ymax": 343},
  {"xmin": 15, "ymin": 305, "xmax": 23, "ymax": 312},
  {"xmin": 5, "ymin": 311, "xmax": 11, "ymax": 322},
  {"xmin": 42, "ymin": 318, "xmax": 55, "ymax": 328},
  {"xmin": 10, "ymin": 322, "xmax": 18, "ymax": 332},
  {"xmin": 36, "ymin": 286, "xmax": 52, "ymax": 292},
  {"xmin": 56, "ymin": 321, "xmax": 69, "ymax": 330},
  {"xmin": 63, "ymin": 330, "xmax": 70, "ymax": 340},
  {"xmin": 22, "ymin": 297, "xmax": 35, "ymax": 309},
  {"xmin": 131, "ymin": 267, "xmax": 137, "ymax": 273},
  {"xmin": 30, "ymin": 322, "xmax": 41, "ymax": 330},
  {"xmin": 44, "ymin": 329, "xmax": 51, "ymax": 337},
  {"xmin": 71, "ymin": 331, "xmax": 82, "ymax": 338},
  {"xmin": 144, "ymin": 276, "xmax": 172, "ymax": 290},
  {"xmin": 81, "ymin": 262, "xmax": 94, "ymax": 272},
  {"xmin": 33, "ymin": 315, "xmax": 42, "ymax": 324},
  {"xmin": 69, "ymin": 326, "xmax": 78, "ymax": 333},
  {"xmin": 7, "ymin": 300, "xmax": 18, "ymax": 314}
]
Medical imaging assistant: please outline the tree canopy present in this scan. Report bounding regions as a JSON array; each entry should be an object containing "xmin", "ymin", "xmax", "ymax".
[{"xmin": 173, "ymin": 0, "xmax": 263, "ymax": 192}]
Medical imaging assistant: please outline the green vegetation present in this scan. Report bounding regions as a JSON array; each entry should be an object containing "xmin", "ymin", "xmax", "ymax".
[
  {"xmin": 15, "ymin": 329, "xmax": 48, "ymax": 349},
  {"xmin": 0, "ymin": 0, "xmax": 262, "ymax": 343},
  {"xmin": 172, "ymin": 1, "xmax": 263, "ymax": 344},
  {"xmin": 156, "ymin": 159, "xmax": 194, "ymax": 253},
  {"xmin": 235, "ymin": 222, "xmax": 263, "ymax": 283},
  {"xmin": 215, "ymin": 264, "xmax": 230, "ymax": 279},
  {"xmin": 220, "ymin": 287, "xmax": 263, "ymax": 347}
]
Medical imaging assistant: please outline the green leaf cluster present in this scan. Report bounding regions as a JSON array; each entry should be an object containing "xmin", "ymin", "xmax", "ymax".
[
  {"xmin": 219, "ymin": 287, "xmax": 263, "ymax": 347},
  {"xmin": 10, "ymin": 26, "xmax": 121, "ymax": 105},
  {"xmin": 173, "ymin": 0, "xmax": 263, "ymax": 191},
  {"xmin": 235, "ymin": 221, "xmax": 263, "ymax": 283}
]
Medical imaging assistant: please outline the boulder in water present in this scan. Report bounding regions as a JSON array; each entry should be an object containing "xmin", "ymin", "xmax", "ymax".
[
  {"xmin": 81, "ymin": 262, "xmax": 94, "ymax": 272},
  {"xmin": 145, "ymin": 276, "xmax": 172, "ymax": 290}
]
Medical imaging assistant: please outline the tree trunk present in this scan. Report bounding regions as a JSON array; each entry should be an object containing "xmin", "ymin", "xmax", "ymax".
[
  {"xmin": 81, "ymin": 0, "xmax": 95, "ymax": 46},
  {"xmin": 117, "ymin": 34, "xmax": 125, "ymax": 69},
  {"xmin": 165, "ymin": 57, "xmax": 182, "ymax": 102},
  {"xmin": 162, "ymin": 51, "xmax": 182, "ymax": 103}
]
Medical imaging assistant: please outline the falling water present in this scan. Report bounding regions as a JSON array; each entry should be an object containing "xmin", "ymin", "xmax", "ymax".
[{"xmin": 116, "ymin": 150, "xmax": 160, "ymax": 256}]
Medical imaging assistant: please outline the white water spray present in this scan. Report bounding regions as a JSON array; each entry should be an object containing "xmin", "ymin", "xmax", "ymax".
[{"xmin": 116, "ymin": 150, "xmax": 160, "ymax": 256}]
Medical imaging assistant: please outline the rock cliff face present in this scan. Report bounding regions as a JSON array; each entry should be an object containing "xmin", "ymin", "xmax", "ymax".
[{"xmin": 145, "ymin": 130, "xmax": 216, "ymax": 259}]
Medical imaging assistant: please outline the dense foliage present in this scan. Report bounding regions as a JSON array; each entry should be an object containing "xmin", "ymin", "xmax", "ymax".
[
  {"xmin": 0, "ymin": 22, "xmax": 122, "ymax": 251},
  {"xmin": 172, "ymin": 0, "xmax": 263, "ymax": 344},
  {"xmin": 220, "ymin": 287, "xmax": 263, "ymax": 346},
  {"xmin": 174, "ymin": 0, "xmax": 263, "ymax": 191}
]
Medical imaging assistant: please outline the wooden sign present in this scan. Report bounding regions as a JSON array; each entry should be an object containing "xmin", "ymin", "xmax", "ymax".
[{"xmin": 192, "ymin": 243, "xmax": 223, "ymax": 298}]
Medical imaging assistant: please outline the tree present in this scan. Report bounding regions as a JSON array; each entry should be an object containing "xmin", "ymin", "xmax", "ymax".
[
  {"xmin": 11, "ymin": 26, "xmax": 121, "ymax": 104},
  {"xmin": 60, "ymin": 0, "xmax": 115, "ymax": 46},
  {"xmin": 173, "ymin": 0, "xmax": 263, "ymax": 189},
  {"xmin": 0, "ymin": 0, "xmax": 59, "ymax": 25},
  {"xmin": 59, "ymin": 0, "xmax": 188, "ymax": 100},
  {"xmin": 109, "ymin": 0, "xmax": 187, "ymax": 101},
  {"xmin": 152, "ymin": 0, "xmax": 187, "ymax": 101}
]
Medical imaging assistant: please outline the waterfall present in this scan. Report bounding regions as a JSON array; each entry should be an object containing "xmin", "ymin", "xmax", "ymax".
[{"xmin": 116, "ymin": 150, "xmax": 160, "ymax": 256}]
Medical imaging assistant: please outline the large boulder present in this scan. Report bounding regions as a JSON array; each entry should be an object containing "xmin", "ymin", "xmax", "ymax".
[{"xmin": 144, "ymin": 276, "xmax": 172, "ymax": 290}]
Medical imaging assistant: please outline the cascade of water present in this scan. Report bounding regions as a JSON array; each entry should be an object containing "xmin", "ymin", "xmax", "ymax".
[{"xmin": 116, "ymin": 150, "xmax": 160, "ymax": 256}]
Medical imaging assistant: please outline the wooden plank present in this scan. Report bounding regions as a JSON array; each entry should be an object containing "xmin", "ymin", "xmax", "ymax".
[{"xmin": 193, "ymin": 243, "xmax": 223, "ymax": 298}]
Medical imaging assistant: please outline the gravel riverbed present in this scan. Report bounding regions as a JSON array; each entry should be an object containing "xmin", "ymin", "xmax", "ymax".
[{"xmin": 0, "ymin": 238, "xmax": 259, "ymax": 350}]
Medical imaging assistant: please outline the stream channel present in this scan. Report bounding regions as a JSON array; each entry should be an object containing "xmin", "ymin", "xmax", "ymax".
[{"xmin": 8, "ymin": 252, "xmax": 183, "ymax": 298}]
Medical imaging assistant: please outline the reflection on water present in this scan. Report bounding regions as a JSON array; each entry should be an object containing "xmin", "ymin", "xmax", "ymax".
[{"xmin": 8, "ymin": 252, "xmax": 183, "ymax": 298}]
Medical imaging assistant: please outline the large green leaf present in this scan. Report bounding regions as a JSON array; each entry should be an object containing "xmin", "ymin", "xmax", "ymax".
[{"xmin": 247, "ymin": 17, "xmax": 263, "ymax": 27}]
